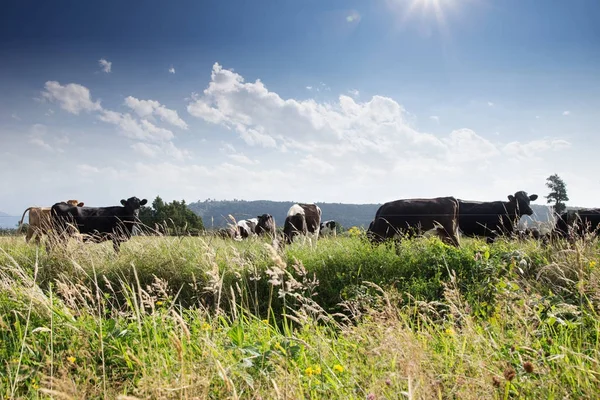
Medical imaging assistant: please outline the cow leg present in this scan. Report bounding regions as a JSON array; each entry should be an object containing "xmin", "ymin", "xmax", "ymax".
[
  {"xmin": 25, "ymin": 226, "xmax": 34, "ymax": 243},
  {"xmin": 438, "ymin": 222, "xmax": 460, "ymax": 247}
]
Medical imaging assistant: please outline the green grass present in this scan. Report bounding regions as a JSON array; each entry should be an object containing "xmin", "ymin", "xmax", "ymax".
[{"xmin": 1, "ymin": 233, "xmax": 599, "ymax": 399}]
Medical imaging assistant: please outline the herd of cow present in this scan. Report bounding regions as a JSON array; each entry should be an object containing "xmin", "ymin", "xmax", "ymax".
[{"xmin": 13, "ymin": 190, "xmax": 600, "ymax": 253}]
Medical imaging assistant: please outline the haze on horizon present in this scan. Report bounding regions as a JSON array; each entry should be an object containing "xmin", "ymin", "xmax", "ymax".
[{"xmin": 1, "ymin": 0, "xmax": 599, "ymax": 215}]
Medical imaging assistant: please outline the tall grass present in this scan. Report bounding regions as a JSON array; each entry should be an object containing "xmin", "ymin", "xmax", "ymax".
[{"xmin": 1, "ymin": 233, "xmax": 599, "ymax": 399}]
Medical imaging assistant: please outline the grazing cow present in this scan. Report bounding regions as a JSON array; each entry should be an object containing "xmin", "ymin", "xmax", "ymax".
[
  {"xmin": 320, "ymin": 220, "xmax": 337, "ymax": 237},
  {"xmin": 553, "ymin": 209, "xmax": 600, "ymax": 240},
  {"xmin": 18, "ymin": 199, "xmax": 84, "ymax": 244},
  {"xmin": 283, "ymin": 203, "xmax": 322, "ymax": 244},
  {"xmin": 458, "ymin": 191, "xmax": 538, "ymax": 242},
  {"xmin": 367, "ymin": 197, "xmax": 460, "ymax": 247},
  {"xmin": 50, "ymin": 197, "xmax": 147, "ymax": 253},
  {"xmin": 255, "ymin": 214, "xmax": 276, "ymax": 237},
  {"xmin": 237, "ymin": 218, "xmax": 258, "ymax": 239},
  {"xmin": 216, "ymin": 227, "xmax": 237, "ymax": 239}
]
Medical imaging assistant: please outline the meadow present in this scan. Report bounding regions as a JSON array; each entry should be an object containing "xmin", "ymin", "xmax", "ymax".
[{"xmin": 1, "ymin": 232, "xmax": 599, "ymax": 399}]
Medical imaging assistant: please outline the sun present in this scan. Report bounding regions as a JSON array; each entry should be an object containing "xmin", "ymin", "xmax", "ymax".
[{"xmin": 387, "ymin": 0, "xmax": 462, "ymax": 34}]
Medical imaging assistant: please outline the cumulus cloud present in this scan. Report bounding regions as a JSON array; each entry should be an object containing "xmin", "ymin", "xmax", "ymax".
[
  {"xmin": 429, "ymin": 115, "xmax": 439, "ymax": 123},
  {"xmin": 503, "ymin": 139, "xmax": 571, "ymax": 160},
  {"xmin": 99, "ymin": 58, "xmax": 112, "ymax": 73},
  {"xmin": 348, "ymin": 89, "xmax": 360, "ymax": 98},
  {"xmin": 98, "ymin": 110, "xmax": 174, "ymax": 142},
  {"xmin": 41, "ymin": 81, "xmax": 102, "ymax": 114},
  {"xmin": 183, "ymin": 62, "xmax": 573, "ymax": 200},
  {"xmin": 169, "ymin": 66, "xmax": 176, "ymax": 74},
  {"xmin": 124, "ymin": 96, "xmax": 188, "ymax": 129}
]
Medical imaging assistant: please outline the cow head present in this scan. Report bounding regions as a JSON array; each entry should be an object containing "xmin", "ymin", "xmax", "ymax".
[
  {"xmin": 120, "ymin": 197, "xmax": 148, "ymax": 216},
  {"xmin": 256, "ymin": 214, "xmax": 275, "ymax": 234},
  {"xmin": 508, "ymin": 191, "xmax": 538, "ymax": 216},
  {"xmin": 66, "ymin": 200, "xmax": 84, "ymax": 207}
]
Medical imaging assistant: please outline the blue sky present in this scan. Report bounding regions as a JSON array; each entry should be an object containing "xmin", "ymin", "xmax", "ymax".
[{"xmin": 1, "ymin": 0, "xmax": 599, "ymax": 217}]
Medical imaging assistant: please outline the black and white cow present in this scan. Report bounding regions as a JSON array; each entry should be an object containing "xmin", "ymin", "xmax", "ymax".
[
  {"xmin": 458, "ymin": 191, "xmax": 538, "ymax": 242},
  {"xmin": 367, "ymin": 197, "xmax": 460, "ymax": 247},
  {"xmin": 319, "ymin": 220, "xmax": 337, "ymax": 237},
  {"xmin": 283, "ymin": 203, "xmax": 322, "ymax": 244},
  {"xmin": 50, "ymin": 196, "xmax": 147, "ymax": 253},
  {"xmin": 553, "ymin": 209, "xmax": 600, "ymax": 240},
  {"xmin": 237, "ymin": 218, "xmax": 258, "ymax": 239},
  {"xmin": 256, "ymin": 214, "xmax": 276, "ymax": 237}
]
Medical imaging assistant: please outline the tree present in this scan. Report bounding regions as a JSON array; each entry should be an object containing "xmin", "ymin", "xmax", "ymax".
[
  {"xmin": 545, "ymin": 174, "xmax": 569, "ymax": 215},
  {"xmin": 137, "ymin": 196, "xmax": 204, "ymax": 235}
]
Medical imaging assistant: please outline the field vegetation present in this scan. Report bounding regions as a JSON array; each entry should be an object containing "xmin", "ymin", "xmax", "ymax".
[{"xmin": 1, "ymin": 231, "xmax": 599, "ymax": 399}]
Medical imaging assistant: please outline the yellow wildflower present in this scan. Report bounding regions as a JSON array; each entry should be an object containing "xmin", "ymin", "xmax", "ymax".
[
  {"xmin": 67, "ymin": 356, "xmax": 76, "ymax": 363},
  {"xmin": 445, "ymin": 328, "xmax": 455, "ymax": 336},
  {"xmin": 262, "ymin": 319, "xmax": 269, "ymax": 324},
  {"xmin": 156, "ymin": 301, "xmax": 164, "ymax": 306},
  {"xmin": 333, "ymin": 364, "xmax": 344, "ymax": 373},
  {"xmin": 590, "ymin": 261, "xmax": 597, "ymax": 268},
  {"xmin": 201, "ymin": 322, "xmax": 211, "ymax": 331},
  {"xmin": 305, "ymin": 366, "xmax": 314, "ymax": 376},
  {"xmin": 313, "ymin": 365, "xmax": 322, "ymax": 375}
]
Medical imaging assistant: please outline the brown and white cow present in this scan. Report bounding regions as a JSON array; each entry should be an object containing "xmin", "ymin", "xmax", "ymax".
[{"xmin": 18, "ymin": 199, "xmax": 84, "ymax": 244}]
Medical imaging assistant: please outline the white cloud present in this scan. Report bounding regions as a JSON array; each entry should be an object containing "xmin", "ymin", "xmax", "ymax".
[
  {"xmin": 124, "ymin": 96, "xmax": 188, "ymax": 129},
  {"xmin": 99, "ymin": 110, "xmax": 175, "ymax": 142},
  {"xmin": 348, "ymin": 89, "xmax": 360, "ymax": 98},
  {"xmin": 228, "ymin": 153, "xmax": 259, "ymax": 165},
  {"xmin": 99, "ymin": 58, "xmax": 112, "ymax": 73},
  {"xmin": 429, "ymin": 115, "xmax": 439, "ymax": 123},
  {"xmin": 503, "ymin": 139, "xmax": 571, "ymax": 160},
  {"xmin": 169, "ymin": 66, "xmax": 176, "ymax": 74},
  {"xmin": 45, "ymin": 109, "xmax": 54, "ymax": 116},
  {"xmin": 182, "ymin": 62, "xmax": 573, "ymax": 201},
  {"xmin": 11, "ymin": 113, "xmax": 21, "ymax": 121},
  {"xmin": 563, "ymin": 110, "xmax": 571, "ymax": 116},
  {"xmin": 41, "ymin": 81, "xmax": 102, "ymax": 114},
  {"xmin": 488, "ymin": 101, "xmax": 494, "ymax": 106},
  {"xmin": 535, "ymin": 115, "xmax": 540, "ymax": 119},
  {"xmin": 130, "ymin": 141, "xmax": 189, "ymax": 160},
  {"xmin": 306, "ymin": 86, "xmax": 313, "ymax": 90}
]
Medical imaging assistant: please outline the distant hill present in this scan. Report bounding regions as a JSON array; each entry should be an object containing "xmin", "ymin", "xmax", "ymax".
[
  {"xmin": 187, "ymin": 199, "xmax": 558, "ymax": 231},
  {"xmin": 0, "ymin": 211, "xmax": 23, "ymax": 230}
]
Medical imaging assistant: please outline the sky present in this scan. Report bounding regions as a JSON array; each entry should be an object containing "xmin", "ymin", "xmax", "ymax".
[{"xmin": 1, "ymin": 0, "xmax": 600, "ymax": 216}]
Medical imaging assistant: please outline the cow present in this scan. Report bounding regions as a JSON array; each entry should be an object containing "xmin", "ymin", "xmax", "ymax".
[
  {"xmin": 216, "ymin": 227, "xmax": 237, "ymax": 239},
  {"xmin": 367, "ymin": 197, "xmax": 460, "ymax": 247},
  {"xmin": 237, "ymin": 218, "xmax": 258, "ymax": 239},
  {"xmin": 458, "ymin": 191, "xmax": 538, "ymax": 243},
  {"xmin": 50, "ymin": 196, "xmax": 147, "ymax": 253},
  {"xmin": 255, "ymin": 214, "xmax": 276, "ymax": 237},
  {"xmin": 18, "ymin": 199, "xmax": 84, "ymax": 244},
  {"xmin": 319, "ymin": 220, "xmax": 337, "ymax": 237},
  {"xmin": 283, "ymin": 203, "xmax": 322, "ymax": 244},
  {"xmin": 553, "ymin": 209, "xmax": 600, "ymax": 240}
]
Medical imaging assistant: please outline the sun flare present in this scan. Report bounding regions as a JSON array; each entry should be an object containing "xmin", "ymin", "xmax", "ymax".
[{"xmin": 388, "ymin": 0, "xmax": 462, "ymax": 33}]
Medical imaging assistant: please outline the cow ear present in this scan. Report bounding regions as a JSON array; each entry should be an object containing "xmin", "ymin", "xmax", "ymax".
[
  {"xmin": 78, "ymin": 202, "xmax": 84, "ymax": 207},
  {"xmin": 121, "ymin": 199, "xmax": 127, "ymax": 206},
  {"xmin": 508, "ymin": 195, "xmax": 515, "ymax": 202},
  {"xmin": 529, "ymin": 194, "xmax": 538, "ymax": 201},
  {"xmin": 141, "ymin": 199, "xmax": 148, "ymax": 206}
]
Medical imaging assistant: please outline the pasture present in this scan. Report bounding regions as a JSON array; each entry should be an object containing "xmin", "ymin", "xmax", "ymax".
[{"xmin": 1, "ymin": 233, "xmax": 599, "ymax": 399}]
